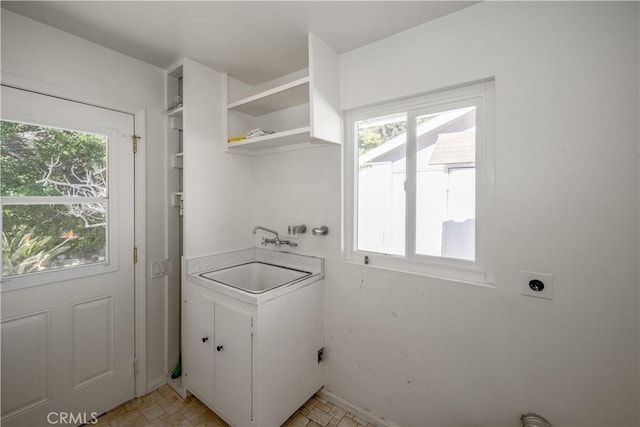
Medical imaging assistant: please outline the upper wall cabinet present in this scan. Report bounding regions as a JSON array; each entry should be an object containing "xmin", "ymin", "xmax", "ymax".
[{"xmin": 226, "ymin": 33, "xmax": 341, "ymax": 155}]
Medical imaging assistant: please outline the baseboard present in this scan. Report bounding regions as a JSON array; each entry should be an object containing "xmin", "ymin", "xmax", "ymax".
[
  {"xmin": 317, "ymin": 388, "xmax": 399, "ymax": 427},
  {"xmin": 168, "ymin": 376, "xmax": 188, "ymax": 399},
  {"xmin": 145, "ymin": 376, "xmax": 166, "ymax": 395}
]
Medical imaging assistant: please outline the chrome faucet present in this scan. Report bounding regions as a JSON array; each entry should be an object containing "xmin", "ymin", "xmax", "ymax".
[
  {"xmin": 252, "ymin": 225, "xmax": 298, "ymax": 247},
  {"xmin": 252, "ymin": 225, "xmax": 279, "ymax": 238}
]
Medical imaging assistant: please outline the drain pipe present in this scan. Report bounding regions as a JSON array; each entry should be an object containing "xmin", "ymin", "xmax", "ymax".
[{"xmin": 521, "ymin": 413, "xmax": 552, "ymax": 427}]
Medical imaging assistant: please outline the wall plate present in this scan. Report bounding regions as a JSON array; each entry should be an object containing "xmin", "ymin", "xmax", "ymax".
[
  {"xmin": 521, "ymin": 271, "xmax": 553, "ymax": 300},
  {"xmin": 286, "ymin": 224, "xmax": 306, "ymax": 239},
  {"xmin": 152, "ymin": 259, "xmax": 171, "ymax": 279}
]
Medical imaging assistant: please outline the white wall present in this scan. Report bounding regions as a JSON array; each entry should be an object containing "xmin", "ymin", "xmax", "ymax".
[
  {"xmin": 253, "ymin": 2, "xmax": 639, "ymax": 426},
  {"xmin": 250, "ymin": 146, "xmax": 341, "ymax": 256},
  {"xmin": 182, "ymin": 61, "xmax": 253, "ymax": 259},
  {"xmin": 1, "ymin": 10, "xmax": 169, "ymax": 392}
]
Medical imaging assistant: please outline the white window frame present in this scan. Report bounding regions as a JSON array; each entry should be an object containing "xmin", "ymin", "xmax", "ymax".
[
  {"xmin": 0, "ymin": 111, "xmax": 120, "ymax": 290},
  {"xmin": 344, "ymin": 81, "xmax": 495, "ymax": 285}
]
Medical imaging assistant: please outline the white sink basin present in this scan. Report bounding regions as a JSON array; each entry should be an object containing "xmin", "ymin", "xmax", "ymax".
[{"xmin": 199, "ymin": 261, "xmax": 312, "ymax": 294}]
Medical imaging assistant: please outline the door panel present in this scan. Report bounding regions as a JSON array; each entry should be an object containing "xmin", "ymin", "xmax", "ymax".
[
  {"xmin": 71, "ymin": 296, "xmax": 115, "ymax": 389},
  {"xmin": 0, "ymin": 311, "xmax": 50, "ymax": 419},
  {"xmin": 214, "ymin": 303, "xmax": 252, "ymax": 426},
  {"xmin": 1, "ymin": 86, "xmax": 135, "ymax": 426},
  {"xmin": 184, "ymin": 290, "xmax": 215, "ymax": 406}
]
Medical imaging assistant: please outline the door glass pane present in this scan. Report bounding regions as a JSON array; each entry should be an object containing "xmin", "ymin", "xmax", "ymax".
[
  {"xmin": 1, "ymin": 120, "xmax": 109, "ymax": 277},
  {"xmin": 0, "ymin": 121, "xmax": 108, "ymax": 197},
  {"xmin": 356, "ymin": 113, "xmax": 406, "ymax": 256},
  {"xmin": 2, "ymin": 204, "xmax": 107, "ymax": 276},
  {"xmin": 415, "ymin": 106, "xmax": 476, "ymax": 260}
]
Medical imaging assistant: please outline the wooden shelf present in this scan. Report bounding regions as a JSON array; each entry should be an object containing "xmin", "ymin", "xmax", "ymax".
[
  {"xmin": 227, "ymin": 127, "xmax": 315, "ymax": 153},
  {"xmin": 171, "ymin": 192, "xmax": 183, "ymax": 206},
  {"xmin": 227, "ymin": 77, "xmax": 309, "ymax": 116},
  {"xmin": 168, "ymin": 106, "xmax": 184, "ymax": 118},
  {"xmin": 173, "ymin": 152, "xmax": 184, "ymax": 169},
  {"xmin": 171, "ymin": 192, "xmax": 184, "ymax": 216},
  {"xmin": 169, "ymin": 117, "xmax": 183, "ymax": 130}
]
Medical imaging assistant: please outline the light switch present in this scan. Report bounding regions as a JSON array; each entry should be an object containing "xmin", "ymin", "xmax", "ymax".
[{"xmin": 152, "ymin": 259, "xmax": 171, "ymax": 279}]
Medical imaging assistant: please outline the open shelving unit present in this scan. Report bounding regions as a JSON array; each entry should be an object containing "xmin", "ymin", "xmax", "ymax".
[
  {"xmin": 166, "ymin": 62, "xmax": 186, "ymax": 397},
  {"xmin": 225, "ymin": 33, "xmax": 341, "ymax": 155}
]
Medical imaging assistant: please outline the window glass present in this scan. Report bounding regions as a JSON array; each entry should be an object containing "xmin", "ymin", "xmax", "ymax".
[
  {"xmin": 356, "ymin": 113, "xmax": 406, "ymax": 255},
  {"xmin": 346, "ymin": 81, "xmax": 492, "ymax": 282},
  {"xmin": 2, "ymin": 204, "xmax": 107, "ymax": 276},
  {"xmin": 0, "ymin": 121, "xmax": 107, "ymax": 197},
  {"xmin": 1, "ymin": 121, "xmax": 109, "ymax": 277},
  {"xmin": 415, "ymin": 107, "xmax": 476, "ymax": 260}
]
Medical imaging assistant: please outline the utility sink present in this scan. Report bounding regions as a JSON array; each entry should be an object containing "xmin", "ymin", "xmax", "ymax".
[{"xmin": 199, "ymin": 261, "xmax": 312, "ymax": 294}]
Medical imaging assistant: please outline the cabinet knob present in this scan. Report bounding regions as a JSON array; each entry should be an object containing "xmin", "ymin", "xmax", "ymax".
[
  {"xmin": 216, "ymin": 345, "xmax": 223, "ymax": 352},
  {"xmin": 202, "ymin": 337, "xmax": 209, "ymax": 343}
]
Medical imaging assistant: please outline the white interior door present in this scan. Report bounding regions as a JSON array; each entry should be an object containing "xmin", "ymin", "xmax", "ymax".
[{"xmin": 0, "ymin": 86, "xmax": 136, "ymax": 426}]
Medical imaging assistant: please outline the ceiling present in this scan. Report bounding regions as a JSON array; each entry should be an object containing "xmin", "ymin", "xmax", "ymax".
[{"xmin": 2, "ymin": 1, "xmax": 477, "ymax": 85}]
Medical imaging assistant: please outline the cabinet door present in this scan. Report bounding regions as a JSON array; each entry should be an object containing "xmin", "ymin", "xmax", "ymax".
[
  {"xmin": 214, "ymin": 303, "xmax": 253, "ymax": 426},
  {"xmin": 184, "ymin": 291, "xmax": 215, "ymax": 406}
]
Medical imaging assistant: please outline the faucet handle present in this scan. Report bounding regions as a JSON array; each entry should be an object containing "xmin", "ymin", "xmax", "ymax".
[{"xmin": 312, "ymin": 225, "xmax": 329, "ymax": 236}]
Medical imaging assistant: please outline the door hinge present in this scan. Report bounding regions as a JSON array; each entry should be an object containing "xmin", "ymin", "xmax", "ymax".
[
  {"xmin": 134, "ymin": 356, "xmax": 138, "ymax": 375},
  {"xmin": 132, "ymin": 134, "xmax": 141, "ymax": 154},
  {"xmin": 133, "ymin": 247, "xmax": 138, "ymax": 264}
]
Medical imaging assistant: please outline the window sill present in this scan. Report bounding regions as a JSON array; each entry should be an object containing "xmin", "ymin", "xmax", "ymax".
[{"xmin": 342, "ymin": 254, "xmax": 494, "ymax": 289}]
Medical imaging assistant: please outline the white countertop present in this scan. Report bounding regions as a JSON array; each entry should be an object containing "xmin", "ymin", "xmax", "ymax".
[{"xmin": 185, "ymin": 248, "xmax": 324, "ymax": 305}]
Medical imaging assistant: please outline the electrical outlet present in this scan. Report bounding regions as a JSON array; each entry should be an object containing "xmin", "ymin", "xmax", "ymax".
[{"xmin": 521, "ymin": 271, "xmax": 553, "ymax": 300}]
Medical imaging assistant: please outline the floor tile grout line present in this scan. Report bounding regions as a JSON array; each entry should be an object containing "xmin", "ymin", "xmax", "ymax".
[{"xmin": 97, "ymin": 386, "xmax": 372, "ymax": 427}]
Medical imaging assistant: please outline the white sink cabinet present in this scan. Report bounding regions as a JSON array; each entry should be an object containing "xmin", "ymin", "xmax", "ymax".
[
  {"xmin": 183, "ymin": 249, "xmax": 324, "ymax": 426},
  {"xmin": 184, "ymin": 289, "xmax": 252, "ymax": 425}
]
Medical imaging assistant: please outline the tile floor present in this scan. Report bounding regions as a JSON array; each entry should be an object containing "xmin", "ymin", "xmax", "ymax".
[{"xmin": 95, "ymin": 385, "xmax": 375, "ymax": 427}]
